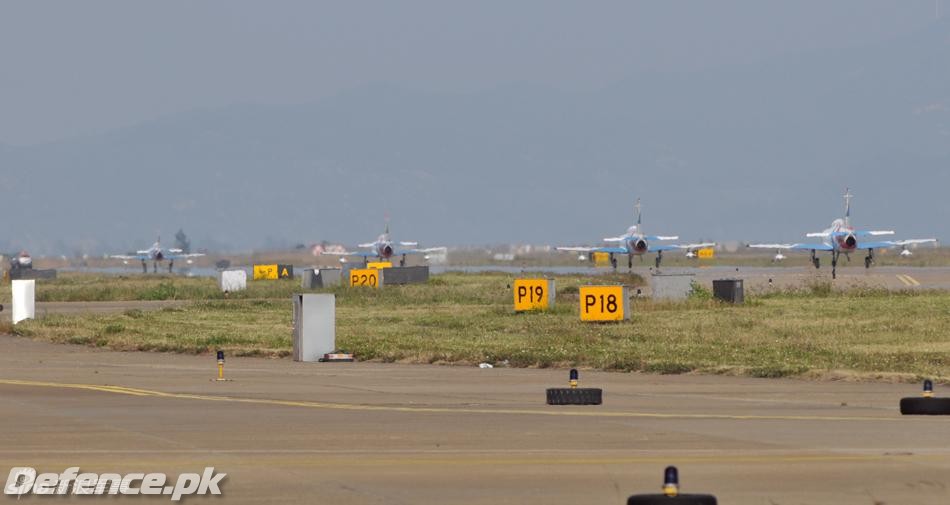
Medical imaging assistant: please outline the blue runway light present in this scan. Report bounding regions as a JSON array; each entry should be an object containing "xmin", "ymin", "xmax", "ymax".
[
  {"xmin": 569, "ymin": 368, "xmax": 578, "ymax": 388},
  {"xmin": 217, "ymin": 350, "xmax": 225, "ymax": 362},
  {"xmin": 663, "ymin": 466, "xmax": 679, "ymax": 497},
  {"xmin": 924, "ymin": 379, "xmax": 934, "ymax": 398}
]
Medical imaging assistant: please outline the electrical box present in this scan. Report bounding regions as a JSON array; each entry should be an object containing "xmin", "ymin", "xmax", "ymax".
[
  {"xmin": 713, "ymin": 279, "xmax": 744, "ymax": 304},
  {"xmin": 218, "ymin": 269, "xmax": 247, "ymax": 292},
  {"xmin": 12, "ymin": 279, "xmax": 35, "ymax": 324},
  {"xmin": 292, "ymin": 294, "xmax": 336, "ymax": 362}
]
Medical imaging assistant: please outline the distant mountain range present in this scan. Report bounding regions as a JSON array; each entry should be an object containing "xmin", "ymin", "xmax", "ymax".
[{"xmin": 2, "ymin": 19, "xmax": 948, "ymax": 254}]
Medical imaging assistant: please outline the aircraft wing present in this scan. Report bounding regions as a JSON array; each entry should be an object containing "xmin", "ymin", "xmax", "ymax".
[
  {"xmin": 748, "ymin": 243, "xmax": 835, "ymax": 251},
  {"xmin": 602, "ymin": 236, "xmax": 626, "ymax": 243},
  {"xmin": 110, "ymin": 254, "xmax": 148, "ymax": 261},
  {"xmin": 556, "ymin": 246, "xmax": 627, "ymax": 254},
  {"xmin": 166, "ymin": 252, "xmax": 205, "ymax": 260},
  {"xmin": 644, "ymin": 235, "xmax": 679, "ymax": 241},
  {"xmin": 890, "ymin": 238, "xmax": 939, "ymax": 246},
  {"xmin": 853, "ymin": 230, "xmax": 895, "ymax": 237},
  {"xmin": 675, "ymin": 242, "xmax": 716, "ymax": 251},
  {"xmin": 321, "ymin": 250, "xmax": 379, "ymax": 257},
  {"xmin": 860, "ymin": 238, "xmax": 938, "ymax": 249},
  {"xmin": 394, "ymin": 247, "xmax": 447, "ymax": 256},
  {"xmin": 556, "ymin": 246, "xmax": 596, "ymax": 252}
]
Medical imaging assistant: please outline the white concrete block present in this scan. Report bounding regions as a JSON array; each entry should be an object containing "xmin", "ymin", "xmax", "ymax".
[
  {"xmin": 219, "ymin": 269, "xmax": 247, "ymax": 292},
  {"xmin": 12, "ymin": 279, "xmax": 35, "ymax": 324}
]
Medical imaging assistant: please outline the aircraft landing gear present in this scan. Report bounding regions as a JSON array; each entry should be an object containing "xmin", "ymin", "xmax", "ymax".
[
  {"xmin": 811, "ymin": 249, "xmax": 820, "ymax": 269},
  {"xmin": 609, "ymin": 254, "xmax": 617, "ymax": 270},
  {"xmin": 141, "ymin": 260, "xmax": 148, "ymax": 273},
  {"xmin": 655, "ymin": 250, "xmax": 663, "ymax": 269},
  {"xmin": 831, "ymin": 250, "xmax": 838, "ymax": 279},
  {"xmin": 168, "ymin": 260, "xmax": 174, "ymax": 273},
  {"xmin": 400, "ymin": 254, "xmax": 407, "ymax": 267},
  {"xmin": 153, "ymin": 261, "xmax": 158, "ymax": 273},
  {"xmin": 865, "ymin": 249, "xmax": 874, "ymax": 269},
  {"xmin": 627, "ymin": 254, "xmax": 633, "ymax": 270}
]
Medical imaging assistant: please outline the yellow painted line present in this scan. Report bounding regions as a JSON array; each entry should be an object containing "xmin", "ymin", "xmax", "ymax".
[
  {"xmin": 231, "ymin": 452, "xmax": 950, "ymax": 468},
  {"xmin": 0, "ymin": 379, "xmax": 155, "ymax": 397},
  {"xmin": 0, "ymin": 378, "xmax": 909, "ymax": 423},
  {"xmin": 896, "ymin": 274, "xmax": 921, "ymax": 287},
  {"xmin": 2, "ymin": 449, "xmax": 945, "ymax": 468}
]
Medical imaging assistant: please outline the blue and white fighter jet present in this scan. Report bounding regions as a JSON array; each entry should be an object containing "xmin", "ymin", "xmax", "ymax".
[
  {"xmin": 748, "ymin": 189, "xmax": 937, "ymax": 279},
  {"xmin": 109, "ymin": 237, "xmax": 205, "ymax": 273},
  {"xmin": 556, "ymin": 199, "xmax": 715, "ymax": 269},
  {"xmin": 322, "ymin": 224, "xmax": 446, "ymax": 266}
]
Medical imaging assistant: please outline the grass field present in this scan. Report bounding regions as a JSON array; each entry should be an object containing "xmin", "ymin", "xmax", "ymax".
[
  {"xmin": 3, "ymin": 272, "xmax": 949, "ymax": 380},
  {"xmin": 0, "ymin": 273, "xmax": 304, "ymax": 302}
]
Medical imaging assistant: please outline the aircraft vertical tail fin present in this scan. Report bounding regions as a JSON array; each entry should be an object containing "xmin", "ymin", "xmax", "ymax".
[
  {"xmin": 635, "ymin": 198, "xmax": 642, "ymax": 232},
  {"xmin": 843, "ymin": 188, "xmax": 853, "ymax": 227}
]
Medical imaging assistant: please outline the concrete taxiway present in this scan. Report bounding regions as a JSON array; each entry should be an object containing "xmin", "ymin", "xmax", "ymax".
[
  {"xmin": 2, "ymin": 336, "xmax": 950, "ymax": 504},
  {"xmin": 659, "ymin": 265, "xmax": 950, "ymax": 293}
]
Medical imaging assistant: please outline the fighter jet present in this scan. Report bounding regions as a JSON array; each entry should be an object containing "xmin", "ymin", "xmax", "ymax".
[
  {"xmin": 322, "ymin": 224, "xmax": 446, "ymax": 266},
  {"xmin": 9, "ymin": 251, "xmax": 32, "ymax": 271},
  {"xmin": 748, "ymin": 189, "xmax": 937, "ymax": 278},
  {"xmin": 110, "ymin": 237, "xmax": 205, "ymax": 273},
  {"xmin": 556, "ymin": 199, "xmax": 715, "ymax": 269}
]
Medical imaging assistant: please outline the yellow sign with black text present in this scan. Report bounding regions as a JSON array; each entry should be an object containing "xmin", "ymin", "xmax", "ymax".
[
  {"xmin": 579, "ymin": 285, "xmax": 628, "ymax": 321},
  {"xmin": 697, "ymin": 248, "xmax": 715, "ymax": 259},
  {"xmin": 253, "ymin": 264, "xmax": 278, "ymax": 280},
  {"xmin": 366, "ymin": 261, "xmax": 392, "ymax": 269},
  {"xmin": 349, "ymin": 268, "xmax": 382, "ymax": 288},
  {"xmin": 513, "ymin": 279, "xmax": 554, "ymax": 312}
]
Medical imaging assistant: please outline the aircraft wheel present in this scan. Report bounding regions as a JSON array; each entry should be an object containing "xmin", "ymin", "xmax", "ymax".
[
  {"xmin": 546, "ymin": 388, "xmax": 602, "ymax": 405},
  {"xmin": 813, "ymin": 258, "xmax": 820, "ymax": 269},
  {"xmin": 864, "ymin": 257, "xmax": 872, "ymax": 269}
]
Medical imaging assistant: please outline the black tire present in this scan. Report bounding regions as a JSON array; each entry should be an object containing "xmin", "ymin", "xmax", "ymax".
[
  {"xmin": 628, "ymin": 494, "xmax": 717, "ymax": 505},
  {"xmin": 900, "ymin": 397, "xmax": 950, "ymax": 415},
  {"xmin": 546, "ymin": 388, "xmax": 602, "ymax": 405}
]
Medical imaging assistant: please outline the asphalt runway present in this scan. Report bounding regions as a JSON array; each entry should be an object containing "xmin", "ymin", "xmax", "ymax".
[
  {"xmin": 2, "ymin": 336, "xmax": 950, "ymax": 504},
  {"xmin": 649, "ymin": 265, "xmax": 950, "ymax": 294}
]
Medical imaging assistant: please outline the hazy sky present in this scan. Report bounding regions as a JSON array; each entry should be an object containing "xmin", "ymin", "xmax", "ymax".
[
  {"xmin": 1, "ymin": 1, "xmax": 948, "ymax": 253},
  {"xmin": 1, "ymin": 1, "xmax": 941, "ymax": 146}
]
